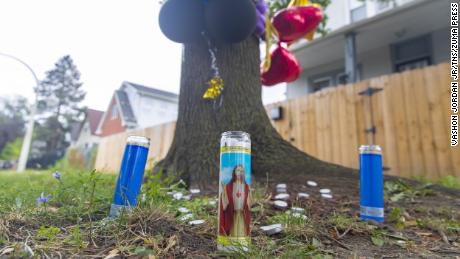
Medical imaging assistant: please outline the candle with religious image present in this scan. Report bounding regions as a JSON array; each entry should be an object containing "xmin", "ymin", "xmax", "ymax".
[{"xmin": 217, "ymin": 131, "xmax": 251, "ymax": 251}]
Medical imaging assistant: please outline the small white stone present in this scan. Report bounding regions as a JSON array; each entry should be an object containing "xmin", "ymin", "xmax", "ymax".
[
  {"xmin": 274, "ymin": 200, "xmax": 288, "ymax": 209},
  {"xmin": 291, "ymin": 212, "xmax": 307, "ymax": 219},
  {"xmin": 260, "ymin": 224, "xmax": 283, "ymax": 235},
  {"xmin": 297, "ymin": 192, "xmax": 310, "ymax": 199},
  {"xmin": 178, "ymin": 207, "xmax": 190, "ymax": 213},
  {"xmin": 179, "ymin": 213, "xmax": 193, "ymax": 221},
  {"xmin": 173, "ymin": 192, "xmax": 183, "ymax": 200},
  {"xmin": 141, "ymin": 194, "xmax": 146, "ymax": 203},
  {"xmin": 307, "ymin": 181, "xmax": 318, "ymax": 187},
  {"xmin": 321, "ymin": 193, "xmax": 333, "ymax": 199},
  {"xmin": 319, "ymin": 189, "xmax": 331, "ymax": 194},
  {"xmin": 190, "ymin": 189, "xmax": 200, "ymax": 194},
  {"xmin": 189, "ymin": 219, "xmax": 205, "ymax": 225},
  {"xmin": 274, "ymin": 193, "xmax": 290, "ymax": 200},
  {"xmin": 182, "ymin": 195, "xmax": 192, "ymax": 200},
  {"xmin": 276, "ymin": 183, "xmax": 287, "ymax": 189},
  {"xmin": 276, "ymin": 187, "xmax": 287, "ymax": 193},
  {"xmin": 291, "ymin": 207, "xmax": 305, "ymax": 213},
  {"xmin": 208, "ymin": 200, "xmax": 217, "ymax": 206}
]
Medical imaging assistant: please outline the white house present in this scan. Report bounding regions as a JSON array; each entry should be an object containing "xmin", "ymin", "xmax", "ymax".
[
  {"xmin": 72, "ymin": 108, "xmax": 103, "ymax": 150},
  {"xmin": 96, "ymin": 81, "xmax": 178, "ymax": 137},
  {"xmin": 285, "ymin": 0, "xmax": 450, "ymax": 98}
]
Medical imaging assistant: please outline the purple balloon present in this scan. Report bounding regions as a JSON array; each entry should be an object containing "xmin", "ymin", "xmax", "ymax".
[
  {"xmin": 254, "ymin": 0, "xmax": 267, "ymax": 39},
  {"xmin": 255, "ymin": 0, "xmax": 268, "ymax": 15},
  {"xmin": 255, "ymin": 13, "xmax": 265, "ymax": 38}
]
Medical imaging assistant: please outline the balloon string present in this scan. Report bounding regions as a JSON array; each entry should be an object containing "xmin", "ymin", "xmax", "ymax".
[
  {"xmin": 262, "ymin": 13, "xmax": 273, "ymax": 72},
  {"xmin": 201, "ymin": 31, "xmax": 224, "ymax": 108},
  {"xmin": 288, "ymin": 0, "xmax": 309, "ymax": 7},
  {"xmin": 202, "ymin": 32, "xmax": 219, "ymax": 79}
]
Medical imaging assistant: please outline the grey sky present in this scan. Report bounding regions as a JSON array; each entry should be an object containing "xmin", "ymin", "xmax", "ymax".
[{"xmin": 0, "ymin": 0, "xmax": 285, "ymax": 111}]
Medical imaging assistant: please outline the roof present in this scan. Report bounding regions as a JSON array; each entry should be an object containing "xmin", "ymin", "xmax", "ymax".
[
  {"xmin": 115, "ymin": 90, "xmax": 137, "ymax": 124},
  {"xmin": 123, "ymin": 81, "xmax": 178, "ymax": 100},
  {"xmin": 87, "ymin": 109, "xmax": 104, "ymax": 134},
  {"xmin": 73, "ymin": 108, "xmax": 103, "ymax": 139}
]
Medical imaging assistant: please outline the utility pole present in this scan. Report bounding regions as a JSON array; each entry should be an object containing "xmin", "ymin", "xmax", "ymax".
[{"xmin": 0, "ymin": 52, "xmax": 39, "ymax": 172}]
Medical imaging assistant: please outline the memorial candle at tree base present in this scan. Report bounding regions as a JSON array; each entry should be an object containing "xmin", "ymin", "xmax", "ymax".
[
  {"xmin": 217, "ymin": 131, "xmax": 251, "ymax": 251},
  {"xmin": 359, "ymin": 145, "xmax": 384, "ymax": 222},
  {"xmin": 109, "ymin": 136, "xmax": 150, "ymax": 217}
]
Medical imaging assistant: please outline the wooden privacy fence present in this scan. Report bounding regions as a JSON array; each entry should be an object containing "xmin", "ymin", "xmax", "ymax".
[
  {"xmin": 95, "ymin": 122, "xmax": 176, "ymax": 171},
  {"xmin": 95, "ymin": 63, "xmax": 459, "ymax": 180}
]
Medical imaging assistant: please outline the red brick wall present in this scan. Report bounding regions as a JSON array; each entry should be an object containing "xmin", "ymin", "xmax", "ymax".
[{"xmin": 99, "ymin": 97, "xmax": 125, "ymax": 137}]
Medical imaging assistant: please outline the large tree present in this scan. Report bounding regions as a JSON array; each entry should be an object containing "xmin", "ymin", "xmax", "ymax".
[
  {"xmin": 0, "ymin": 96, "xmax": 28, "ymax": 156},
  {"xmin": 36, "ymin": 55, "xmax": 85, "ymax": 124},
  {"xmin": 156, "ymin": 1, "xmax": 354, "ymax": 188},
  {"xmin": 31, "ymin": 55, "xmax": 86, "ymax": 168}
]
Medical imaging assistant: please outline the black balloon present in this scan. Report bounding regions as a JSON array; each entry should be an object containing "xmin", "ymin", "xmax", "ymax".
[
  {"xmin": 204, "ymin": 0, "xmax": 257, "ymax": 43},
  {"xmin": 159, "ymin": 0, "xmax": 205, "ymax": 43}
]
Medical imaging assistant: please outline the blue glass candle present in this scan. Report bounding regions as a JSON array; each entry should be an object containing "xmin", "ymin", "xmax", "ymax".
[
  {"xmin": 110, "ymin": 136, "xmax": 150, "ymax": 217},
  {"xmin": 359, "ymin": 145, "xmax": 384, "ymax": 222}
]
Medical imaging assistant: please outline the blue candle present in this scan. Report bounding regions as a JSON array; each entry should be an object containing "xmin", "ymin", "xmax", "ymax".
[
  {"xmin": 110, "ymin": 136, "xmax": 149, "ymax": 217},
  {"xmin": 359, "ymin": 145, "xmax": 384, "ymax": 222}
]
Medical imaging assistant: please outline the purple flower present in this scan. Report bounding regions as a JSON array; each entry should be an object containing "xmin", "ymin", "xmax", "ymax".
[
  {"xmin": 36, "ymin": 192, "xmax": 50, "ymax": 205},
  {"xmin": 52, "ymin": 171, "xmax": 61, "ymax": 180}
]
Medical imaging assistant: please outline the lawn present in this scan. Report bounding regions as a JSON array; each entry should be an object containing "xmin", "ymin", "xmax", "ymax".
[{"xmin": 0, "ymin": 169, "xmax": 459, "ymax": 258}]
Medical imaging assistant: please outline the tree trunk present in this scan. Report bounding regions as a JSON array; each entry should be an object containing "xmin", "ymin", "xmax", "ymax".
[{"xmin": 156, "ymin": 36, "xmax": 356, "ymax": 189}]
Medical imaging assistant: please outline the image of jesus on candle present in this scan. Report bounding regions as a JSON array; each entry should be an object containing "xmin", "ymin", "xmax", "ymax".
[{"xmin": 219, "ymin": 165, "xmax": 251, "ymax": 237}]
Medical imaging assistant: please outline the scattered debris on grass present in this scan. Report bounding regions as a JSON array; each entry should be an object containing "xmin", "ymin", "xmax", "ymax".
[{"xmin": 0, "ymin": 170, "xmax": 459, "ymax": 258}]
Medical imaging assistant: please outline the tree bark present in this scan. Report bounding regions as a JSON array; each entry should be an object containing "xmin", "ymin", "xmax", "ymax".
[{"xmin": 156, "ymin": 36, "xmax": 355, "ymax": 189}]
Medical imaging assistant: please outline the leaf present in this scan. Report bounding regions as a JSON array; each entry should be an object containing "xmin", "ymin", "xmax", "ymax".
[
  {"xmin": 104, "ymin": 249, "xmax": 119, "ymax": 259},
  {"xmin": 23, "ymin": 243, "xmax": 34, "ymax": 257},
  {"xmin": 311, "ymin": 237, "xmax": 322, "ymax": 248},
  {"xmin": 0, "ymin": 247, "xmax": 14, "ymax": 256},
  {"xmin": 371, "ymin": 236, "xmax": 385, "ymax": 247},
  {"xmin": 134, "ymin": 247, "xmax": 154, "ymax": 256},
  {"xmin": 73, "ymin": 226, "xmax": 79, "ymax": 240},
  {"xmin": 390, "ymin": 192, "xmax": 405, "ymax": 202},
  {"xmin": 385, "ymin": 233, "xmax": 408, "ymax": 241}
]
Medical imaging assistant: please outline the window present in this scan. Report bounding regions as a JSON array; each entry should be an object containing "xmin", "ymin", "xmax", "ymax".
[
  {"xmin": 312, "ymin": 77, "xmax": 332, "ymax": 92},
  {"xmin": 376, "ymin": 1, "xmax": 391, "ymax": 13},
  {"xmin": 395, "ymin": 57, "xmax": 431, "ymax": 72},
  {"xmin": 337, "ymin": 73, "xmax": 348, "ymax": 85},
  {"xmin": 111, "ymin": 106, "xmax": 118, "ymax": 119},
  {"xmin": 350, "ymin": 4, "xmax": 367, "ymax": 23},
  {"xmin": 391, "ymin": 34, "xmax": 432, "ymax": 72}
]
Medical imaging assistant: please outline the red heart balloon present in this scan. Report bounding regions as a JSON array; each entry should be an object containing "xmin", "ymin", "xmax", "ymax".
[
  {"xmin": 272, "ymin": 5, "xmax": 322, "ymax": 43},
  {"xmin": 261, "ymin": 45, "xmax": 301, "ymax": 86}
]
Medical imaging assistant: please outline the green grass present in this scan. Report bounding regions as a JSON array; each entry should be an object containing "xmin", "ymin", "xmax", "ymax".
[
  {"xmin": 1, "ymin": 169, "xmax": 458, "ymax": 257},
  {"xmin": 438, "ymin": 175, "xmax": 460, "ymax": 190},
  {"xmin": 0, "ymin": 169, "xmax": 116, "ymax": 221},
  {"xmin": 412, "ymin": 175, "xmax": 460, "ymax": 190}
]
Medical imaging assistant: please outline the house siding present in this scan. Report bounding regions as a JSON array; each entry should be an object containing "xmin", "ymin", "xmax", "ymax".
[
  {"xmin": 123, "ymin": 83, "xmax": 178, "ymax": 128},
  {"xmin": 99, "ymin": 97, "xmax": 125, "ymax": 137},
  {"xmin": 287, "ymin": 26, "xmax": 450, "ymax": 98},
  {"xmin": 73, "ymin": 120, "xmax": 100, "ymax": 149}
]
